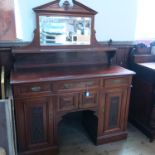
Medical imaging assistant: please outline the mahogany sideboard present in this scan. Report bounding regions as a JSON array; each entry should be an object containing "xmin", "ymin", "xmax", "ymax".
[
  {"xmin": 11, "ymin": 66, "xmax": 134, "ymax": 155},
  {"xmin": 10, "ymin": 1, "xmax": 135, "ymax": 154}
]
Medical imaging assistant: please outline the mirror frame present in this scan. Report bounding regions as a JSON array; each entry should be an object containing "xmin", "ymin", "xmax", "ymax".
[
  {"xmin": 32, "ymin": 0, "xmax": 97, "ymax": 49},
  {"xmin": 39, "ymin": 15, "xmax": 92, "ymax": 46}
]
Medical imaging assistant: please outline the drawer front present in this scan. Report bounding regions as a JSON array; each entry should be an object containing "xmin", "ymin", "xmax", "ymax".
[
  {"xmin": 79, "ymin": 90, "xmax": 98, "ymax": 108},
  {"xmin": 53, "ymin": 79, "xmax": 99, "ymax": 92},
  {"xmin": 13, "ymin": 83, "xmax": 52, "ymax": 97},
  {"xmin": 57, "ymin": 93, "xmax": 79, "ymax": 112},
  {"xmin": 104, "ymin": 77, "xmax": 129, "ymax": 88}
]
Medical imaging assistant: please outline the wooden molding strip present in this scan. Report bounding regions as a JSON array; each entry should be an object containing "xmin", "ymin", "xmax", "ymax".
[{"xmin": 1, "ymin": 66, "xmax": 5, "ymax": 99}]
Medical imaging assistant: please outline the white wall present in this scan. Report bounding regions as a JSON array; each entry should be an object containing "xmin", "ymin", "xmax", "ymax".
[
  {"xmin": 135, "ymin": 0, "xmax": 155, "ymax": 40},
  {"xmin": 14, "ymin": 0, "xmax": 138, "ymax": 42}
]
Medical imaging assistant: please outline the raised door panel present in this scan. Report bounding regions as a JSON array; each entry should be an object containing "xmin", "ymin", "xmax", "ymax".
[
  {"xmin": 57, "ymin": 93, "xmax": 79, "ymax": 112},
  {"xmin": 79, "ymin": 90, "xmax": 98, "ymax": 108},
  {"xmin": 102, "ymin": 88, "xmax": 127, "ymax": 135},
  {"xmin": 15, "ymin": 97, "xmax": 53, "ymax": 151}
]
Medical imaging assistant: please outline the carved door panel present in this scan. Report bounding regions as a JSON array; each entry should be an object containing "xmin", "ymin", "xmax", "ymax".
[
  {"xmin": 102, "ymin": 88, "xmax": 127, "ymax": 135},
  {"xmin": 15, "ymin": 97, "xmax": 54, "ymax": 151}
]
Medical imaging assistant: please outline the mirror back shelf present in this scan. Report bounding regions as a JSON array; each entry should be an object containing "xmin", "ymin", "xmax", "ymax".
[{"xmin": 12, "ymin": 0, "xmax": 116, "ymax": 71}]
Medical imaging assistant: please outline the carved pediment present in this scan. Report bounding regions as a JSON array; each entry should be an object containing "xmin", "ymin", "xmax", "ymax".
[{"xmin": 33, "ymin": 0, "xmax": 97, "ymax": 15}]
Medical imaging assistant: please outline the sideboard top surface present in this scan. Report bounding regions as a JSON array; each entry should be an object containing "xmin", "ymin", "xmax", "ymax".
[
  {"xmin": 11, "ymin": 66, "xmax": 135, "ymax": 84},
  {"xmin": 12, "ymin": 46, "xmax": 116, "ymax": 54},
  {"xmin": 137, "ymin": 62, "xmax": 155, "ymax": 70}
]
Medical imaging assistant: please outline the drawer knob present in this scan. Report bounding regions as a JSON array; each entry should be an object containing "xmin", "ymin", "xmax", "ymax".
[
  {"xmin": 31, "ymin": 86, "xmax": 41, "ymax": 92},
  {"xmin": 84, "ymin": 91, "xmax": 90, "ymax": 97},
  {"xmin": 87, "ymin": 81, "xmax": 94, "ymax": 86},
  {"xmin": 113, "ymin": 79, "xmax": 122, "ymax": 84},
  {"xmin": 64, "ymin": 83, "xmax": 73, "ymax": 89}
]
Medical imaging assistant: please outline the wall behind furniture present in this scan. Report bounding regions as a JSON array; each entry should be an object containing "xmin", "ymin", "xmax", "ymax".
[{"xmin": 14, "ymin": 0, "xmax": 138, "ymax": 42}]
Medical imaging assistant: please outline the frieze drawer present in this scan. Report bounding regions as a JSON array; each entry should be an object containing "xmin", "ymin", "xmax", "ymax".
[
  {"xmin": 104, "ymin": 77, "xmax": 129, "ymax": 88},
  {"xmin": 79, "ymin": 90, "xmax": 98, "ymax": 109},
  {"xmin": 13, "ymin": 83, "xmax": 52, "ymax": 97},
  {"xmin": 53, "ymin": 79, "xmax": 100, "ymax": 92}
]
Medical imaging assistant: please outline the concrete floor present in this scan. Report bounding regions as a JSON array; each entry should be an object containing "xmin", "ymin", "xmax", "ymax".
[{"xmin": 58, "ymin": 112, "xmax": 155, "ymax": 155}]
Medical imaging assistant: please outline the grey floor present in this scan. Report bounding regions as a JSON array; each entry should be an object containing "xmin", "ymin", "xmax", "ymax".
[{"xmin": 58, "ymin": 112, "xmax": 155, "ymax": 155}]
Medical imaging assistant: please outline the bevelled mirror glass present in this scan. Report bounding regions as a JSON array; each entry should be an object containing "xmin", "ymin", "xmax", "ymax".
[{"xmin": 39, "ymin": 16, "xmax": 91, "ymax": 46}]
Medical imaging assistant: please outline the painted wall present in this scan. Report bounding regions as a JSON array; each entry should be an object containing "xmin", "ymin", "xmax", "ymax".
[{"xmin": 14, "ymin": 0, "xmax": 138, "ymax": 42}]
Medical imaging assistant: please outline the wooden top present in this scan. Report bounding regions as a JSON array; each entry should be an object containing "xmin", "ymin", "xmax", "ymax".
[
  {"xmin": 132, "ymin": 62, "xmax": 155, "ymax": 83},
  {"xmin": 12, "ymin": 46, "xmax": 116, "ymax": 54},
  {"xmin": 11, "ymin": 66, "xmax": 135, "ymax": 84},
  {"xmin": 137, "ymin": 62, "xmax": 155, "ymax": 70}
]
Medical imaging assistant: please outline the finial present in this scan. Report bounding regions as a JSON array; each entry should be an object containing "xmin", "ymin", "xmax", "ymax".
[{"xmin": 59, "ymin": 0, "xmax": 74, "ymax": 10}]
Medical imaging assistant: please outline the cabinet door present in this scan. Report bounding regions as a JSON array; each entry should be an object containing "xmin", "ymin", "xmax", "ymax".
[
  {"xmin": 101, "ymin": 88, "xmax": 127, "ymax": 135},
  {"xmin": 15, "ymin": 96, "xmax": 54, "ymax": 151}
]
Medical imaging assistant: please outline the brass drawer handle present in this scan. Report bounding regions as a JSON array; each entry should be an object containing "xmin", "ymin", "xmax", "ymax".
[
  {"xmin": 87, "ymin": 81, "xmax": 94, "ymax": 86},
  {"xmin": 64, "ymin": 83, "xmax": 73, "ymax": 89},
  {"xmin": 63, "ymin": 81, "xmax": 94, "ymax": 89},
  {"xmin": 31, "ymin": 86, "xmax": 41, "ymax": 92},
  {"xmin": 84, "ymin": 91, "xmax": 90, "ymax": 97},
  {"xmin": 112, "ymin": 79, "xmax": 122, "ymax": 84}
]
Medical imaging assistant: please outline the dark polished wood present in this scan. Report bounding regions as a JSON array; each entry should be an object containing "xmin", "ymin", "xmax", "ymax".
[
  {"xmin": 0, "ymin": 41, "xmax": 135, "ymax": 76},
  {"xmin": 11, "ymin": 66, "xmax": 134, "ymax": 155},
  {"xmin": 11, "ymin": 1, "xmax": 135, "ymax": 155},
  {"xmin": 129, "ymin": 44, "xmax": 155, "ymax": 142},
  {"xmin": 11, "ymin": 0, "xmax": 116, "ymax": 71},
  {"xmin": 11, "ymin": 66, "xmax": 134, "ymax": 84}
]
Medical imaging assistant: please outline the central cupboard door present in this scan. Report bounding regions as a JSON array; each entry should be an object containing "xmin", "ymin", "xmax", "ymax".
[
  {"xmin": 102, "ymin": 88, "xmax": 128, "ymax": 134},
  {"xmin": 15, "ymin": 96, "xmax": 54, "ymax": 151}
]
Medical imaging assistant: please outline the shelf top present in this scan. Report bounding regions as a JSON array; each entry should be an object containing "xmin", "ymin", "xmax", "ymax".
[
  {"xmin": 11, "ymin": 65, "xmax": 135, "ymax": 84},
  {"xmin": 12, "ymin": 46, "xmax": 116, "ymax": 54},
  {"xmin": 138, "ymin": 62, "xmax": 155, "ymax": 70}
]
